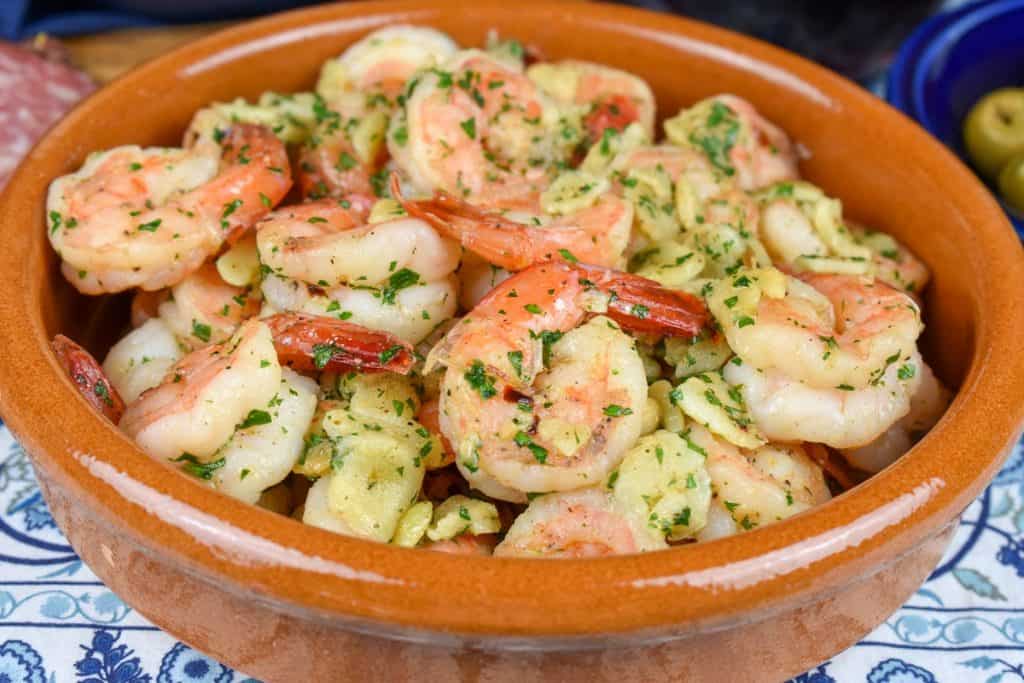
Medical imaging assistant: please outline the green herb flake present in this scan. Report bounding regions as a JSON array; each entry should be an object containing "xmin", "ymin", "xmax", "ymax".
[
  {"xmin": 603, "ymin": 404, "xmax": 633, "ymax": 418},
  {"xmin": 379, "ymin": 345, "xmax": 405, "ymax": 365},
  {"xmin": 191, "ymin": 320, "xmax": 212, "ymax": 343},
  {"xmin": 464, "ymin": 360, "xmax": 497, "ymax": 399},
  {"xmin": 172, "ymin": 453, "xmax": 225, "ymax": 481},
  {"xmin": 238, "ymin": 409, "xmax": 272, "ymax": 429},
  {"xmin": 513, "ymin": 430, "xmax": 549, "ymax": 464},
  {"xmin": 381, "ymin": 268, "xmax": 420, "ymax": 305}
]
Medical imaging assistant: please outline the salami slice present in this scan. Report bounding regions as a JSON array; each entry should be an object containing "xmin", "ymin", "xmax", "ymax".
[{"xmin": 0, "ymin": 42, "xmax": 94, "ymax": 187}]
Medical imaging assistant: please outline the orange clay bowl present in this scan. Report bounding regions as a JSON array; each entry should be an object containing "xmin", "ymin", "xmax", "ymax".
[{"xmin": 0, "ymin": 2, "xmax": 1022, "ymax": 681}]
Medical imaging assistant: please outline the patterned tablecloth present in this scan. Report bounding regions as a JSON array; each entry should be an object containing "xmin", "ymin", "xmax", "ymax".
[{"xmin": 0, "ymin": 420, "xmax": 1022, "ymax": 683}]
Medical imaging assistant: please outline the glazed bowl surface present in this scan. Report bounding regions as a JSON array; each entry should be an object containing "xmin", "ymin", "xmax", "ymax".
[{"xmin": 0, "ymin": 2, "xmax": 1022, "ymax": 680}]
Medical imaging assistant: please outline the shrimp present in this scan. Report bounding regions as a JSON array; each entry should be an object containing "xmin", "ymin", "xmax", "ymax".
[
  {"xmin": 47, "ymin": 124, "xmax": 291, "ymax": 294},
  {"xmin": 158, "ymin": 262, "xmax": 261, "ymax": 350},
  {"xmin": 709, "ymin": 271, "xmax": 923, "ymax": 390},
  {"xmin": 294, "ymin": 99, "xmax": 387, "ymax": 206},
  {"xmin": 120, "ymin": 319, "xmax": 282, "ymax": 462},
  {"xmin": 208, "ymin": 368, "xmax": 318, "ymax": 504},
  {"xmin": 389, "ymin": 49, "xmax": 567, "ymax": 209},
  {"xmin": 430, "ymin": 262, "xmax": 707, "ymax": 499},
  {"xmin": 841, "ymin": 360, "xmax": 950, "ymax": 472},
  {"xmin": 316, "ymin": 26, "xmax": 459, "ymax": 114},
  {"xmin": 399, "ymin": 184, "xmax": 634, "ymax": 270},
  {"xmin": 665, "ymin": 95, "xmax": 798, "ymax": 192},
  {"xmin": 102, "ymin": 318, "xmax": 183, "ymax": 403},
  {"xmin": 301, "ymin": 26, "xmax": 460, "ymax": 201},
  {"xmin": 724, "ymin": 350, "xmax": 925, "ymax": 449},
  {"xmin": 494, "ymin": 488, "xmax": 666, "ymax": 557},
  {"xmin": 256, "ymin": 200, "xmax": 460, "ymax": 342},
  {"xmin": 526, "ymin": 60, "xmax": 657, "ymax": 142},
  {"xmin": 686, "ymin": 425, "xmax": 831, "ymax": 533},
  {"xmin": 52, "ymin": 335, "xmax": 125, "ymax": 423},
  {"xmin": 295, "ymin": 125, "xmax": 380, "ymax": 207}
]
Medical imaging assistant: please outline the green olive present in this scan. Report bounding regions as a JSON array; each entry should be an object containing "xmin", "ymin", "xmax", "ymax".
[
  {"xmin": 998, "ymin": 150, "xmax": 1024, "ymax": 215},
  {"xmin": 963, "ymin": 88, "xmax": 1024, "ymax": 179}
]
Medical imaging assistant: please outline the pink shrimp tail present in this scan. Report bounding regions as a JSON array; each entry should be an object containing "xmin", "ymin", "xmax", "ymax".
[
  {"xmin": 263, "ymin": 312, "xmax": 414, "ymax": 375},
  {"xmin": 52, "ymin": 334, "xmax": 126, "ymax": 423},
  {"xmin": 392, "ymin": 174, "xmax": 538, "ymax": 270},
  {"xmin": 571, "ymin": 263, "xmax": 708, "ymax": 338}
]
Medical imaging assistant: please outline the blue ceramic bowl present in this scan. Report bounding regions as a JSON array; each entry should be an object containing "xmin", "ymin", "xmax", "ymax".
[{"xmin": 887, "ymin": 0, "xmax": 1024, "ymax": 236}]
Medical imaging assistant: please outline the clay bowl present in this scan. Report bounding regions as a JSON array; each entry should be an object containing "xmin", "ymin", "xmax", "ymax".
[{"xmin": 0, "ymin": 2, "xmax": 1022, "ymax": 681}]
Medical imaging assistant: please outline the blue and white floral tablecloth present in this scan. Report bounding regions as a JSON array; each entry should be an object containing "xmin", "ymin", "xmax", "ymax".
[{"xmin": 1, "ymin": 421, "xmax": 1022, "ymax": 683}]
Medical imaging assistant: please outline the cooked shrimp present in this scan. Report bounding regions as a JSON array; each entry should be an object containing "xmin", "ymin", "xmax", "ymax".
[
  {"xmin": 724, "ymin": 350, "xmax": 925, "ymax": 449},
  {"xmin": 430, "ymin": 262, "xmax": 707, "ymax": 499},
  {"xmin": 665, "ymin": 95, "xmax": 798, "ymax": 191},
  {"xmin": 494, "ymin": 488, "xmax": 666, "ymax": 557},
  {"xmin": 52, "ymin": 335, "xmax": 125, "ymax": 423},
  {"xmin": 102, "ymin": 318, "xmax": 183, "ymax": 403},
  {"xmin": 256, "ymin": 200, "xmax": 460, "ymax": 342},
  {"xmin": 317, "ymin": 26, "xmax": 459, "ymax": 114},
  {"xmin": 841, "ymin": 360, "xmax": 950, "ymax": 472},
  {"xmin": 295, "ymin": 128, "xmax": 380, "ymax": 207},
  {"xmin": 209, "ymin": 368, "xmax": 318, "ymax": 504},
  {"xmin": 400, "ymin": 185, "xmax": 634, "ymax": 270},
  {"xmin": 120, "ymin": 319, "xmax": 282, "ymax": 462},
  {"xmin": 686, "ymin": 425, "xmax": 831, "ymax": 533},
  {"xmin": 527, "ymin": 60, "xmax": 657, "ymax": 141},
  {"xmin": 709, "ymin": 271, "xmax": 923, "ymax": 390},
  {"xmin": 257, "ymin": 200, "xmax": 458, "ymax": 287},
  {"xmin": 48, "ymin": 125, "xmax": 291, "ymax": 294},
  {"xmin": 158, "ymin": 262, "xmax": 260, "ymax": 350},
  {"xmin": 389, "ymin": 49, "xmax": 566, "ymax": 209}
]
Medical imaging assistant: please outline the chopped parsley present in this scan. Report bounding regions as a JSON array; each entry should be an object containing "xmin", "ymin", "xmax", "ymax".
[
  {"xmin": 191, "ymin": 320, "xmax": 212, "ymax": 343},
  {"xmin": 507, "ymin": 350, "xmax": 524, "ymax": 378},
  {"xmin": 238, "ymin": 409, "xmax": 272, "ymax": 429},
  {"xmin": 464, "ymin": 360, "xmax": 497, "ymax": 399},
  {"xmin": 94, "ymin": 381, "xmax": 113, "ymax": 408},
  {"xmin": 603, "ymin": 404, "xmax": 633, "ymax": 417},
  {"xmin": 513, "ymin": 431, "xmax": 549, "ymax": 463},
  {"xmin": 379, "ymin": 345, "xmax": 404, "ymax": 365},
  {"xmin": 173, "ymin": 453, "xmax": 225, "ymax": 480},
  {"xmin": 380, "ymin": 268, "xmax": 420, "ymax": 305},
  {"xmin": 312, "ymin": 343, "xmax": 344, "ymax": 369}
]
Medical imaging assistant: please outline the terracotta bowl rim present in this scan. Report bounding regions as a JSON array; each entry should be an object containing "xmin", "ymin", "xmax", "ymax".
[{"xmin": 1, "ymin": 0, "xmax": 1023, "ymax": 641}]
